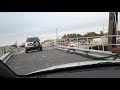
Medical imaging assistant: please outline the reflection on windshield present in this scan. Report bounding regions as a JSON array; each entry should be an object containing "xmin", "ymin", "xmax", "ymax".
[{"xmin": 0, "ymin": 12, "xmax": 120, "ymax": 75}]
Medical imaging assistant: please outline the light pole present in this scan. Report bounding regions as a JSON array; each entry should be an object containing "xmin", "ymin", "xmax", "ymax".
[
  {"xmin": 56, "ymin": 28, "xmax": 58, "ymax": 47},
  {"xmin": 103, "ymin": 25, "xmax": 105, "ymax": 36},
  {"xmin": 56, "ymin": 27, "xmax": 63, "ymax": 47},
  {"xmin": 102, "ymin": 24, "xmax": 105, "ymax": 51}
]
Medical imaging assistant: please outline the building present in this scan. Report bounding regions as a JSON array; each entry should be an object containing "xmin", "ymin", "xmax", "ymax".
[{"xmin": 57, "ymin": 39, "xmax": 69, "ymax": 46}]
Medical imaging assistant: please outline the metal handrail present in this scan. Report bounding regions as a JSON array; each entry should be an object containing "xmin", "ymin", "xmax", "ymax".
[
  {"xmin": 0, "ymin": 46, "xmax": 10, "ymax": 57},
  {"xmin": 57, "ymin": 35, "xmax": 120, "ymax": 51},
  {"xmin": 62, "ymin": 35, "xmax": 120, "ymax": 40},
  {"xmin": 57, "ymin": 46, "xmax": 120, "ymax": 60}
]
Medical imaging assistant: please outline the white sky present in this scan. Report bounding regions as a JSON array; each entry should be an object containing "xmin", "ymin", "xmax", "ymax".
[{"xmin": 0, "ymin": 12, "xmax": 119, "ymax": 46}]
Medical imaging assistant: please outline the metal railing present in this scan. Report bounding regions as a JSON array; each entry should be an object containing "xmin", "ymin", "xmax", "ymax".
[
  {"xmin": 0, "ymin": 46, "xmax": 19, "ymax": 55},
  {"xmin": 0, "ymin": 46, "xmax": 13, "ymax": 63},
  {"xmin": 57, "ymin": 46, "xmax": 120, "ymax": 60},
  {"xmin": 0, "ymin": 46, "xmax": 10, "ymax": 57},
  {"xmin": 57, "ymin": 35, "xmax": 120, "ymax": 51}
]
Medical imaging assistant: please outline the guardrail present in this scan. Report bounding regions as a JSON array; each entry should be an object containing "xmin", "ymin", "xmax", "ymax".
[
  {"xmin": 0, "ymin": 53, "xmax": 12, "ymax": 63},
  {"xmin": 57, "ymin": 46, "xmax": 120, "ymax": 60},
  {"xmin": 0, "ymin": 46, "xmax": 12, "ymax": 63},
  {"xmin": 57, "ymin": 46, "xmax": 115, "ymax": 55},
  {"xmin": 57, "ymin": 35, "xmax": 120, "ymax": 51},
  {"xmin": 0, "ymin": 46, "xmax": 9, "ymax": 56}
]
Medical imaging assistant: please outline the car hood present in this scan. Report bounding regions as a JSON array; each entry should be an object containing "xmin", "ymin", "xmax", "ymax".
[{"xmin": 26, "ymin": 60, "xmax": 120, "ymax": 75}]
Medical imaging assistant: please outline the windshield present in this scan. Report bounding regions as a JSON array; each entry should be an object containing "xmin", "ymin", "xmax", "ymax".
[
  {"xmin": 0, "ymin": 12, "xmax": 120, "ymax": 76},
  {"xmin": 26, "ymin": 38, "xmax": 39, "ymax": 42}
]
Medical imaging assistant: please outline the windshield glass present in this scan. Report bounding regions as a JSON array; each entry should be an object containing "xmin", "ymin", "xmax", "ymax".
[
  {"xmin": 26, "ymin": 38, "xmax": 39, "ymax": 42},
  {"xmin": 0, "ymin": 12, "xmax": 120, "ymax": 75}
]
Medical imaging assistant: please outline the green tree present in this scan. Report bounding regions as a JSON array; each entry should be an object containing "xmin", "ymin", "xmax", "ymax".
[
  {"xmin": 84, "ymin": 32, "xmax": 99, "ymax": 37},
  {"xmin": 77, "ymin": 34, "xmax": 81, "ymax": 37},
  {"xmin": 62, "ymin": 34, "xmax": 67, "ymax": 39},
  {"xmin": 100, "ymin": 31, "xmax": 104, "ymax": 36},
  {"xmin": 72, "ymin": 33, "xmax": 76, "ymax": 38}
]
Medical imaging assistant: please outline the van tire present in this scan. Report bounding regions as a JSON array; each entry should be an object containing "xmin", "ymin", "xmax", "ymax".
[
  {"xmin": 40, "ymin": 46, "xmax": 42, "ymax": 51},
  {"xmin": 26, "ymin": 49, "xmax": 28, "ymax": 53}
]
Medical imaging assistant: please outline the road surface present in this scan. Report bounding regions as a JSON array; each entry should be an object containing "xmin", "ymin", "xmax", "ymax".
[{"xmin": 6, "ymin": 49, "xmax": 91, "ymax": 75}]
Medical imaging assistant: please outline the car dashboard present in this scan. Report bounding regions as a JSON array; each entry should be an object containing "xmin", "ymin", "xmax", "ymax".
[{"xmin": 27, "ymin": 66, "xmax": 120, "ymax": 78}]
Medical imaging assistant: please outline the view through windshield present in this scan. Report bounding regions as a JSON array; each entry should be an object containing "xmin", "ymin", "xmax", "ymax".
[{"xmin": 0, "ymin": 12, "xmax": 120, "ymax": 75}]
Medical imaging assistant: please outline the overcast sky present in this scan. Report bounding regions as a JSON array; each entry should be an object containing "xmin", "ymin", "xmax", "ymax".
[{"xmin": 0, "ymin": 12, "xmax": 119, "ymax": 46}]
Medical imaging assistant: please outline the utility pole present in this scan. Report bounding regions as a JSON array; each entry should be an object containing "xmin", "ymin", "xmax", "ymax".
[
  {"xmin": 103, "ymin": 25, "xmax": 105, "ymax": 36},
  {"xmin": 108, "ymin": 12, "xmax": 118, "ymax": 51},
  {"xmin": 16, "ymin": 40, "xmax": 18, "ymax": 48},
  {"xmin": 102, "ymin": 24, "xmax": 105, "ymax": 51}
]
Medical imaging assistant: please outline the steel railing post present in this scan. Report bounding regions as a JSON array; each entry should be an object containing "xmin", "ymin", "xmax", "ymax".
[
  {"xmin": 77, "ymin": 38, "xmax": 79, "ymax": 48},
  {"xmin": 87, "ymin": 38, "xmax": 89, "ymax": 49},
  {"xmin": 2, "ymin": 47, "xmax": 4, "ymax": 56},
  {"xmin": 102, "ymin": 37, "xmax": 104, "ymax": 51}
]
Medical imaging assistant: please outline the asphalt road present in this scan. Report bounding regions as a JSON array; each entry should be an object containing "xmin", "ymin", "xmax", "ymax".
[{"xmin": 6, "ymin": 49, "xmax": 91, "ymax": 75}]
